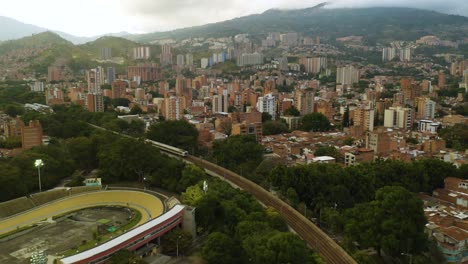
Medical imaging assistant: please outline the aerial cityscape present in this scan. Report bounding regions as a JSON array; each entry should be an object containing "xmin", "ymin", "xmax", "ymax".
[{"xmin": 0, "ymin": 1, "xmax": 467, "ymax": 264}]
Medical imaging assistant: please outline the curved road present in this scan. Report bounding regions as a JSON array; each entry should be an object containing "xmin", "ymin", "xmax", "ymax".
[
  {"xmin": 187, "ymin": 155, "xmax": 356, "ymax": 264},
  {"xmin": 0, "ymin": 191, "xmax": 163, "ymax": 235}
]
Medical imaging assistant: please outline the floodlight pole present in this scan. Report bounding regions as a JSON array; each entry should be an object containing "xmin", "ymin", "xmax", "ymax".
[
  {"xmin": 35, "ymin": 159, "xmax": 44, "ymax": 193},
  {"xmin": 37, "ymin": 166, "xmax": 42, "ymax": 192}
]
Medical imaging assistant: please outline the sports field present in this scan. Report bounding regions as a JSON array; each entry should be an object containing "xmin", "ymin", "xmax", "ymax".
[{"xmin": 0, "ymin": 190, "xmax": 164, "ymax": 235}]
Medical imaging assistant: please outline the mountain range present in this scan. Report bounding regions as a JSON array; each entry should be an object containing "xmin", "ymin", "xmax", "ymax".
[
  {"xmin": 1, "ymin": 6, "xmax": 468, "ymax": 45},
  {"xmin": 127, "ymin": 7, "xmax": 468, "ymax": 44},
  {"xmin": 0, "ymin": 16, "xmax": 130, "ymax": 44},
  {"xmin": 1, "ymin": 5, "xmax": 467, "ymax": 78}
]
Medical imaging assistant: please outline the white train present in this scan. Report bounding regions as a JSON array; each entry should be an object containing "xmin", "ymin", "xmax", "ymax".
[{"xmin": 144, "ymin": 139, "xmax": 189, "ymax": 157}]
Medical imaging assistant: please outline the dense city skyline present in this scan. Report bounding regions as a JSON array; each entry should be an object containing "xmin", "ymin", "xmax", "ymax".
[{"xmin": 0, "ymin": 0, "xmax": 467, "ymax": 37}]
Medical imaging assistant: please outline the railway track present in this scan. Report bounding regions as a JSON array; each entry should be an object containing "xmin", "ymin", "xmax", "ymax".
[
  {"xmin": 86, "ymin": 124, "xmax": 355, "ymax": 263},
  {"xmin": 186, "ymin": 155, "xmax": 356, "ymax": 264}
]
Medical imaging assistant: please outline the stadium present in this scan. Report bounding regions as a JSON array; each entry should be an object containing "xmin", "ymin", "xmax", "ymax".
[{"xmin": 0, "ymin": 186, "xmax": 193, "ymax": 264}]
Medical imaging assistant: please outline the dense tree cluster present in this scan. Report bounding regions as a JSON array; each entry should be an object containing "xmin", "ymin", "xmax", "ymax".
[
  {"xmin": 212, "ymin": 135, "xmax": 264, "ymax": 180},
  {"xmin": 262, "ymin": 120, "xmax": 289, "ymax": 136},
  {"xmin": 268, "ymin": 159, "xmax": 466, "ymax": 260},
  {"xmin": 146, "ymin": 120, "xmax": 199, "ymax": 153},
  {"xmin": 182, "ymin": 179, "xmax": 316, "ymax": 264},
  {"xmin": 300, "ymin": 112, "xmax": 331, "ymax": 132}
]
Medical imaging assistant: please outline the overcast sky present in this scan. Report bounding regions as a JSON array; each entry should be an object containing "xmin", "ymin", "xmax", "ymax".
[{"xmin": 1, "ymin": 0, "xmax": 467, "ymax": 37}]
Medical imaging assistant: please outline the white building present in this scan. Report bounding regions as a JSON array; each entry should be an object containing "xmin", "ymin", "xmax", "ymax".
[
  {"xmin": 418, "ymin": 120, "xmax": 440, "ymax": 133},
  {"xmin": 133, "ymin": 46, "xmax": 151, "ymax": 60},
  {"xmin": 212, "ymin": 88, "xmax": 229, "ymax": 113},
  {"xmin": 30, "ymin": 81, "xmax": 44, "ymax": 92},
  {"xmin": 257, "ymin": 93, "xmax": 276, "ymax": 120},
  {"xmin": 303, "ymin": 57, "xmax": 327, "ymax": 74},
  {"xmin": 399, "ymin": 48, "xmax": 411, "ymax": 62},
  {"xmin": 382, "ymin": 47, "xmax": 396, "ymax": 62},
  {"xmin": 201, "ymin": 58, "xmax": 209, "ymax": 69},
  {"xmin": 176, "ymin": 54, "xmax": 185, "ymax": 67},
  {"xmin": 384, "ymin": 106, "xmax": 413, "ymax": 130},
  {"xmin": 186, "ymin": 53, "xmax": 194, "ymax": 66},
  {"xmin": 336, "ymin": 65, "xmax": 359, "ymax": 86},
  {"xmin": 237, "ymin": 52, "xmax": 264, "ymax": 66}
]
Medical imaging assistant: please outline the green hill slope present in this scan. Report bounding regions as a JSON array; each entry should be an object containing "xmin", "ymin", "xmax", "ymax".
[{"xmin": 129, "ymin": 7, "xmax": 468, "ymax": 44}]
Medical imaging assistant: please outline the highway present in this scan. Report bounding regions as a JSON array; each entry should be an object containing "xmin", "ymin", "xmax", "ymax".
[
  {"xmin": 186, "ymin": 155, "xmax": 357, "ymax": 264},
  {"xmin": 0, "ymin": 191, "xmax": 163, "ymax": 235}
]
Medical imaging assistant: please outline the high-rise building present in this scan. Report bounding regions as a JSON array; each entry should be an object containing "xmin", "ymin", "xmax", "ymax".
[
  {"xmin": 416, "ymin": 97, "xmax": 436, "ymax": 119},
  {"xmin": 382, "ymin": 47, "xmax": 396, "ymax": 62},
  {"xmin": 86, "ymin": 93, "xmax": 104, "ymax": 112},
  {"xmin": 400, "ymin": 78, "xmax": 420, "ymax": 101},
  {"xmin": 201, "ymin": 58, "xmax": 209, "ymax": 69},
  {"xmin": 21, "ymin": 120, "xmax": 42, "ymax": 149},
  {"xmin": 100, "ymin": 47, "xmax": 112, "ymax": 60},
  {"xmin": 300, "ymin": 57, "xmax": 327, "ymax": 74},
  {"xmin": 160, "ymin": 44, "xmax": 173, "ymax": 65},
  {"xmin": 384, "ymin": 106, "xmax": 413, "ymax": 130},
  {"xmin": 353, "ymin": 107, "xmax": 375, "ymax": 132},
  {"xmin": 127, "ymin": 63, "xmax": 161, "ymax": 82},
  {"xmin": 163, "ymin": 96, "xmax": 185, "ymax": 120},
  {"xmin": 438, "ymin": 71, "xmax": 446, "ymax": 89},
  {"xmin": 135, "ymin": 88, "xmax": 145, "ymax": 101},
  {"xmin": 257, "ymin": 93, "xmax": 276, "ymax": 120},
  {"xmin": 177, "ymin": 54, "xmax": 185, "ymax": 67},
  {"xmin": 399, "ymin": 48, "xmax": 411, "ymax": 62},
  {"xmin": 47, "ymin": 66, "xmax": 63, "ymax": 82},
  {"xmin": 111, "ymin": 80, "xmax": 127, "ymax": 99},
  {"xmin": 133, "ymin": 46, "xmax": 151, "ymax": 60},
  {"xmin": 87, "ymin": 67, "xmax": 105, "ymax": 94},
  {"xmin": 237, "ymin": 52, "xmax": 264, "ymax": 66},
  {"xmin": 450, "ymin": 60, "xmax": 467, "ymax": 77},
  {"xmin": 45, "ymin": 87, "xmax": 64, "ymax": 105},
  {"xmin": 107, "ymin": 67, "xmax": 115, "ymax": 84},
  {"xmin": 295, "ymin": 90, "xmax": 314, "ymax": 116},
  {"xmin": 186, "ymin": 53, "xmax": 194, "ymax": 66},
  {"xmin": 336, "ymin": 65, "xmax": 359, "ymax": 86},
  {"xmin": 212, "ymin": 88, "xmax": 229, "ymax": 113},
  {"xmin": 280, "ymin": 32, "xmax": 299, "ymax": 46},
  {"xmin": 30, "ymin": 81, "xmax": 44, "ymax": 92}
]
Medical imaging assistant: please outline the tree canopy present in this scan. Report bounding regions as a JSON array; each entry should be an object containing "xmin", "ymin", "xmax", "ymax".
[
  {"xmin": 263, "ymin": 120, "xmax": 289, "ymax": 136},
  {"xmin": 301, "ymin": 113, "xmax": 331, "ymax": 132},
  {"xmin": 146, "ymin": 120, "xmax": 199, "ymax": 152}
]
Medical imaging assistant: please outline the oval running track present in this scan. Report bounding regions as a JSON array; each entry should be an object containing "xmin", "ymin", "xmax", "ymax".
[{"xmin": 0, "ymin": 191, "xmax": 163, "ymax": 235}]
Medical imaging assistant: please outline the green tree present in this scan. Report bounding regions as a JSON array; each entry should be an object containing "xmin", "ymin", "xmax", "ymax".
[
  {"xmin": 301, "ymin": 113, "xmax": 331, "ymax": 131},
  {"xmin": 161, "ymin": 229, "xmax": 193, "ymax": 256},
  {"xmin": 212, "ymin": 135, "xmax": 263, "ymax": 177},
  {"xmin": 266, "ymin": 232, "xmax": 313, "ymax": 264},
  {"xmin": 4, "ymin": 104, "xmax": 24, "ymax": 117},
  {"xmin": 263, "ymin": 120, "xmax": 289, "ymax": 135},
  {"xmin": 181, "ymin": 184, "xmax": 205, "ymax": 206},
  {"xmin": 343, "ymin": 137, "xmax": 354, "ymax": 146},
  {"xmin": 201, "ymin": 232, "xmax": 243, "ymax": 264},
  {"xmin": 284, "ymin": 106, "xmax": 300, "ymax": 116},
  {"xmin": 262, "ymin": 112, "xmax": 272, "ymax": 122},
  {"xmin": 178, "ymin": 164, "xmax": 206, "ymax": 192},
  {"xmin": 345, "ymin": 186, "xmax": 427, "ymax": 257},
  {"xmin": 65, "ymin": 137, "xmax": 96, "ymax": 172},
  {"xmin": 315, "ymin": 145, "xmax": 340, "ymax": 160},
  {"xmin": 146, "ymin": 120, "xmax": 199, "ymax": 152},
  {"xmin": 111, "ymin": 98, "xmax": 131, "ymax": 107},
  {"xmin": 342, "ymin": 106, "xmax": 350, "ymax": 128},
  {"xmin": 130, "ymin": 105, "xmax": 143, "ymax": 115}
]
